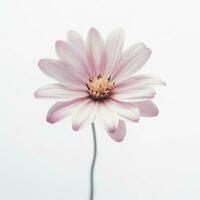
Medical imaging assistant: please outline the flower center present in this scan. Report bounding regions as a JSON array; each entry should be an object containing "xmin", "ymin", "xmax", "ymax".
[{"xmin": 86, "ymin": 74, "xmax": 115, "ymax": 100}]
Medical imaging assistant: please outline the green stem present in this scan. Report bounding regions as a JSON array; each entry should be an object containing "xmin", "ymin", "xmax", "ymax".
[{"xmin": 90, "ymin": 122, "xmax": 97, "ymax": 200}]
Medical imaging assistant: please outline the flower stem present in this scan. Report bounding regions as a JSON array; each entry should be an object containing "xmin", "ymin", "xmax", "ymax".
[{"xmin": 90, "ymin": 122, "xmax": 97, "ymax": 200}]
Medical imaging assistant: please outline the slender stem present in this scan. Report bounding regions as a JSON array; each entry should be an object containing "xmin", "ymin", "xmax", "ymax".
[{"xmin": 90, "ymin": 122, "xmax": 97, "ymax": 200}]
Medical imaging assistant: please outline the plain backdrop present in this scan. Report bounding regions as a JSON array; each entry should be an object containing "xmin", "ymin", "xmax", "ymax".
[{"xmin": 1, "ymin": 0, "xmax": 200, "ymax": 199}]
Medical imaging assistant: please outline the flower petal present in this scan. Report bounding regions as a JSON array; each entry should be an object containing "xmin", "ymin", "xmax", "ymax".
[
  {"xmin": 38, "ymin": 58, "xmax": 85, "ymax": 90},
  {"xmin": 97, "ymin": 101, "xmax": 119, "ymax": 133},
  {"xmin": 67, "ymin": 30, "xmax": 92, "ymax": 76},
  {"xmin": 104, "ymin": 29, "xmax": 124, "ymax": 76},
  {"xmin": 107, "ymin": 120, "xmax": 126, "ymax": 142},
  {"xmin": 107, "ymin": 99, "xmax": 139, "ymax": 122},
  {"xmin": 111, "ymin": 87, "xmax": 156, "ymax": 102},
  {"xmin": 34, "ymin": 84, "xmax": 88, "ymax": 99},
  {"xmin": 135, "ymin": 101, "xmax": 159, "ymax": 117},
  {"xmin": 46, "ymin": 97, "xmax": 87, "ymax": 124},
  {"xmin": 113, "ymin": 44, "xmax": 151, "ymax": 81},
  {"xmin": 114, "ymin": 74, "xmax": 166, "ymax": 92},
  {"xmin": 55, "ymin": 40, "xmax": 90, "ymax": 78},
  {"xmin": 72, "ymin": 99, "xmax": 98, "ymax": 131},
  {"xmin": 87, "ymin": 28, "xmax": 106, "ymax": 75},
  {"xmin": 67, "ymin": 30, "xmax": 85, "ymax": 56}
]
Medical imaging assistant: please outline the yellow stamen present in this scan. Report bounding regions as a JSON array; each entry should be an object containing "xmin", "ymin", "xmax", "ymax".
[{"xmin": 86, "ymin": 74, "xmax": 115, "ymax": 100}]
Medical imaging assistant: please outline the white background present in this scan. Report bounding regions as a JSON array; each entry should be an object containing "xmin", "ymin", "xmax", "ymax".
[{"xmin": 1, "ymin": 0, "xmax": 200, "ymax": 199}]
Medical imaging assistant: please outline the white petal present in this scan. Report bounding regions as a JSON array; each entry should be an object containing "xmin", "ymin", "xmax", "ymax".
[
  {"xmin": 111, "ymin": 87, "xmax": 156, "ymax": 102},
  {"xmin": 46, "ymin": 97, "xmax": 87, "ymax": 124},
  {"xmin": 87, "ymin": 28, "xmax": 106, "ymax": 75},
  {"xmin": 135, "ymin": 101, "xmax": 159, "ymax": 117},
  {"xmin": 104, "ymin": 29, "xmax": 124, "ymax": 76},
  {"xmin": 113, "ymin": 84, "xmax": 155, "ymax": 95},
  {"xmin": 67, "ymin": 30, "xmax": 92, "ymax": 76},
  {"xmin": 38, "ymin": 58, "xmax": 85, "ymax": 90},
  {"xmin": 112, "ymin": 43, "xmax": 145, "ymax": 78},
  {"xmin": 107, "ymin": 99, "xmax": 139, "ymax": 122},
  {"xmin": 67, "ymin": 30, "xmax": 85, "ymax": 56},
  {"xmin": 34, "ymin": 84, "xmax": 88, "ymax": 99},
  {"xmin": 107, "ymin": 120, "xmax": 126, "ymax": 142},
  {"xmin": 113, "ymin": 45, "xmax": 151, "ymax": 81},
  {"xmin": 55, "ymin": 40, "xmax": 90, "ymax": 78},
  {"xmin": 115, "ymin": 74, "xmax": 166, "ymax": 92},
  {"xmin": 96, "ymin": 101, "xmax": 119, "ymax": 133},
  {"xmin": 72, "ymin": 99, "xmax": 97, "ymax": 131}
]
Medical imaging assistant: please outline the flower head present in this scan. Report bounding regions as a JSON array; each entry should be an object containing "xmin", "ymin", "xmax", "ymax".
[{"xmin": 35, "ymin": 28, "xmax": 165, "ymax": 142}]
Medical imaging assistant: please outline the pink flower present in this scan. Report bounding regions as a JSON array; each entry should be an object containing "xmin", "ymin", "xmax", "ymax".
[{"xmin": 35, "ymin": 28, "xmax": 165, "ymax": 142}]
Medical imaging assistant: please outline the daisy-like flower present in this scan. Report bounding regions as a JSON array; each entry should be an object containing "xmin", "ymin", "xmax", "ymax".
[{"xmin": 35, "ymin": 28, "xmax": 165, "ymax": 142}]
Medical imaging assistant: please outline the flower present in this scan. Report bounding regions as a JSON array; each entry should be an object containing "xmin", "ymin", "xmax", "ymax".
[{"xmin": 35, "ymin": 28, "xmax": 165, "ymax": 142}]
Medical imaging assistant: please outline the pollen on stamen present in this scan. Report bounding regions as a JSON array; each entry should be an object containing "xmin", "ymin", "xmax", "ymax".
[{"xmin": 86, "ymin": 74, "xmax": 115, "ymax": 100}]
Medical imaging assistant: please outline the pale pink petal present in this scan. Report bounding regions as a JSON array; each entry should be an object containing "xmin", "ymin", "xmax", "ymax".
[
  {"xmin": 72, "ymin": 100, "xmax": 98, "ymax": 131},
  {"xmin": 135, "ymin": 101, "xmax": 159, "ymax": 117},
  {"xmin": 107, "ymin": 99, "xmax": 139, "ymax": 122},
  {"xmin": 111, "ymin": 87, "xmax": 156, "ymax": 102},
  {"xmin": 55, "ymin": 40, "xmax": 90, "ymax": 78},
  {"xmin": 96, "ymin": 101, "xmax": 119, "ymax": 133},
  {"xmin": 104, "ymin": 29, "xmax": 124, "ymax": 76},
  {"xmin": 87, "ymin": 28, "xmax": 106, "ymax": 75},
  {"xmin": 34, "ymin": 84, "xmax": 88, "ymax": 99},
  {"xmin": 67, "ymin": 30, "xmax": 85, "ymax": 56},
  {"xmin": 38, "ymin": 58, "xmax": 85, "ymax": 90},
  {"xmin": 113, "ymin": 44, "xmax": 151, "ymax": 81},
  {"xmin": 67, "ymin": 30, "xmax": 92, "ymax": 76},
  {"xmin": 113, "ymin": 84, "xmax": 155, "ymax": 95},
  {"xmin": 114, "ymin": 74, "xmax": 166, "ymax": 92},
  {"xmin": 46, "ymin": 97, "xmax": 87, "ymax": 124},
  {"xmin": 107, "ymin": 120, "xmax": 126, "ymax": 142},
  {"xmin": 111, "ymin": 43, "xmax": 145, "ymax": 78}
]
